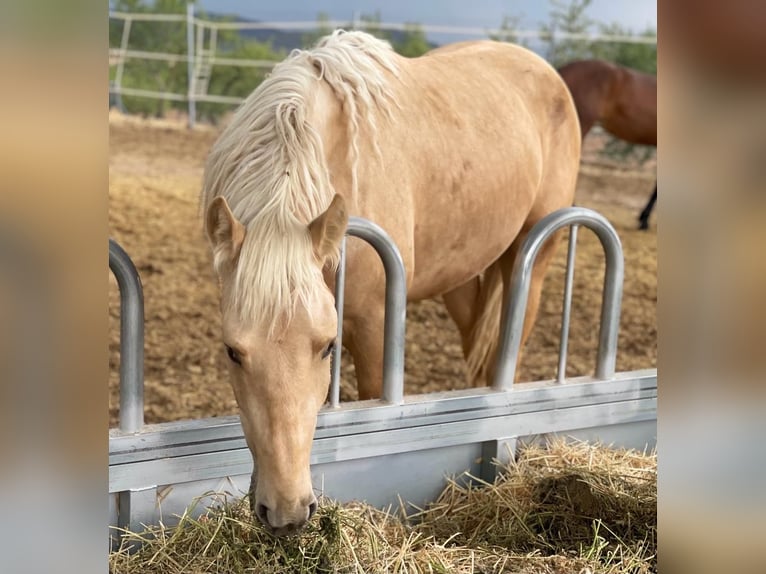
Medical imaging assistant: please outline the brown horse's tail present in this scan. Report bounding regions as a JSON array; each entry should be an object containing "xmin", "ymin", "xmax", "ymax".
[{"xmin": 465, "ymin": 260, "xmax": 505, "ymax": 386}]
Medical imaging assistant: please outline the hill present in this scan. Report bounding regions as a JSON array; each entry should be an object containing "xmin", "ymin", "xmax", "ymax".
[{"xmin": 206, "ymin": 12, "xmax": 437, "ymax": 52}]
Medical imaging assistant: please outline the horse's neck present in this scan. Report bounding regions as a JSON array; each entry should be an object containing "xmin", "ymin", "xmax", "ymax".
[
  {"xmin": 310, "ymin": 79, "xmax": 365, "ymax": 210},
  {"xmin": 600, "ymin": 70, "xmax": 657, "ymax": 146},
  {"xmin": 561, "ymin": 63, "xmax": 616, "ymax": 138}
]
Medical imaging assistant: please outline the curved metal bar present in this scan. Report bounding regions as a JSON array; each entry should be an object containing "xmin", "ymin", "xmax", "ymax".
[
  {"xmin": 109, "ymin": 239, "xmax": 145, "ymax": 433},
  {"xmin": 346, "ymin": 217, "xmax": 407, "ymax": 405},
  {"xmin": 493, "ymin": 207, "xmax": 624, "ymax": 391},
  {"xmin": 557, "ymin": 224, "xmax": 579, "ymax": 382}
]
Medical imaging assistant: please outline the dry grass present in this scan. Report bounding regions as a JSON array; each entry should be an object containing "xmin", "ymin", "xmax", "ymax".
[
  {"xmin": 110, "ymin": 439, "xmax": 656, "ymax": 573},
  {"xmin": 412, "ymin": 439, "xmax": 656, "ymax": 573}
]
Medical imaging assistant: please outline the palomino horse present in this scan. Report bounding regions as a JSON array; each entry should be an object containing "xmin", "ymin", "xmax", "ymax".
[
  {"xmin": 200, "ymin": 31, "xmax": 581, "ymax": 534},
  {"xmin": 557, "ymin": 59, "xmax": 657, "ymax": 229}
]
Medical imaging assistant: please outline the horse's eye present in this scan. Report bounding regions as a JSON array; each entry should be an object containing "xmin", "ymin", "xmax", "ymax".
[
  {"xmin": 225, "ymin": 345, "xmax": 242, "ymax": 366},
  {"xmin": 321, "ymin": 339, "xmax": 336, "ymax": 360}
]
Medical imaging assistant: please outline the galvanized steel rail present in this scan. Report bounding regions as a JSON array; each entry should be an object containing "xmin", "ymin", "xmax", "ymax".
[
  {"xmin": 330, "ymin": 217, "xmax": 408, "ymax": 406},
  {"xmin": 109, "ymin": 239, "xmax": 145, "ymax": 433},
  {"xmin": 493, "ymin": 207, "xmax": 624, "ymax": 390}
]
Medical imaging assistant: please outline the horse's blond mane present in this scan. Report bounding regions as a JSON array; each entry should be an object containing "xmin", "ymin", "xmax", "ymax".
[{"xmin": 201, "ymin": 30, "xmax": 399, "ymax": 331}]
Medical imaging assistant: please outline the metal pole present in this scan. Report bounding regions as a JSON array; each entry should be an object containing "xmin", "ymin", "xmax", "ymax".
[
  {"xmin": 114, "ymin": 17, "xmax": 132, "ymax": 112},
  {"xmin": 330, "ymin": 236, "xmax": 347, "ymax": 408},
  {"xmin": 346, "ymin": 217, "xmax": 407, "ymax": 405},
  {"xmin": 556, "ymin": 224, "xmax": 578, "ymax": 382},
  {"xmin": 493, "ymin": 207, "xmax": 624, "ymax": 391},
  {"xmin": 210, "ymin": 26, "xmax": 218, "ymax": 60},
  {"xmin": 186, "ymin": 1, "xmax": 196, "ymax": 129},
  {"xmin": 109, "ymin": 239, "xmax": 145, "ymax": 433},
  {"xmin": 594, "ymin": 222, "xmax": 624, "ymax": 380}
]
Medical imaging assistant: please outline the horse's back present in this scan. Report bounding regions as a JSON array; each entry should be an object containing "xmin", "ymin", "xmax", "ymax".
[
  {"xmin": 396, "ymin": 40, "xmax": 579, "ymax": 165},
  {"xmin": 413, "ymin": 41, "xmax": 574, "ymax": 120}
]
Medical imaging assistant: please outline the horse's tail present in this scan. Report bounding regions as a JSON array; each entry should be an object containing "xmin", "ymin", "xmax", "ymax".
[{"xmin": 465, "ymin": 260, "xmax": 505, "ymax": 386}]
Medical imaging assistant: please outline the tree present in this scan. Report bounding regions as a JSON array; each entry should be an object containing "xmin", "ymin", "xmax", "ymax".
[
  {"xmin": 301, "ymin": 12, "xmax": 332, "ymax": 48},
  {"xmin": 303, "ymin": 11, "xmax": 430, "ymax": 58},
  {"xmin": 539, "ymin": 0, "xmax": 595, "ymax": 67},
  {"xmin": 391, "ymin": 24, "xmax": 430, "ymax": 58},
  {"xmin": 534, "ymin": 0, "xmax": 656, "ymax": 73},
  {"xmin": 489, "ymin": 15, "xmax": 527, "ymax": 47},
  {"xmin": 356, "ymin": 11, "xmax": 387, "ymax": 40},
  {"xmin": 590, "ymin": 23, "xmax": 657, "ymax": 75}
]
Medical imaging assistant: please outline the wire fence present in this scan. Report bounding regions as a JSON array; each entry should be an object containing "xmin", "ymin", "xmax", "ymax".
[{"xmin": 109, "ymin": 6, "xmax": 657, "ymax": 128}]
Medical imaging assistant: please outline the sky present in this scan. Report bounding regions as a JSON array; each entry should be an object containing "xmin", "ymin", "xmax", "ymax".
[{"xmin": 195, "ymin": 0, "xmax": 657, "ymax": 37}]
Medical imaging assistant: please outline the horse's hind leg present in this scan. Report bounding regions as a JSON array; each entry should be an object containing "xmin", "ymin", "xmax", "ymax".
[
  {"xmin": 638, "ymin": 183, "xmax": 657, "ymax": 230},
  {"xmin": 446, "ymin": 225, "xmax": 565, "ymax": 387},
  {"xmin": 443, "ymin": 277, "xmax": 481, "ymax": 360}
]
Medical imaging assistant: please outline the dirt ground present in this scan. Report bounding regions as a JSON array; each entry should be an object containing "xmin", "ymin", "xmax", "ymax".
[{"xmin": 108, "ymin": 112, "xmax": 656, "ymax": 427}]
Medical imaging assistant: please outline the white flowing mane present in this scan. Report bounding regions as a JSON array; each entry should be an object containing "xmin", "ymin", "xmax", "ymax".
[{"xmin": 201, "ymin": 30, "xmax": 399, "ymax": 331}]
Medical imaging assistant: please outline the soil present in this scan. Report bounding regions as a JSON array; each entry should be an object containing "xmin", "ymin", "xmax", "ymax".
[{"xmin": 108, "ymin": 112, "xmax": 657, "ymax": 427}]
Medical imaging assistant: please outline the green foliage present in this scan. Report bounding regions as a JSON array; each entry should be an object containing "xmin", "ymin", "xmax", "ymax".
[
  {"xmin": 536, "ymin": 0, "xmax": 656, "ymax": 74},
  {"xmin": 539, "ymin": 0, "xmax": 595, "ymax": 67},
  {"xmin": 197, "ymin": 38, "xmax": 286, "ymax": 123},
  {"xmin": 392, "ymin": 23, "xmax": 430, "ymax": 58},
  {"xmin": 590, "ymin": 23, "xmax": 657, "ymax": 75},
  {"xmin": 601, "ymin": 137, "xmax": 656, "ymax": 166},
  {"xmin": 110, "ymin": 0, "xmax": 282, "ymax": 121},
  {"xmin": 301, "ymin": 12, "xmax": 332, "ymax": 48},
  {"xmin": 489, "ymin": 15, "xmax": 527, "ymax": 47},
  {"xmin": 354, "ymin": 12, "xmax": 431, "ymax": 58},
  {"xmin": 357, "ymin": 11, "xmax": 386, "ymax": 39},
  {"xmin": 303, "ymin": 12, "xmax": 430, "ymax": 58}
]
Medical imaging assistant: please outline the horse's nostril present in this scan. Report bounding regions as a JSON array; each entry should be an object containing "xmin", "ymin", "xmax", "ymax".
[
  {"xmin": 308, "ymin": 500, "xmax": 318, "ymax": 519},
  {"xmin": 255, "ymin": 503, "xmax": 270, "ymax": 526}
]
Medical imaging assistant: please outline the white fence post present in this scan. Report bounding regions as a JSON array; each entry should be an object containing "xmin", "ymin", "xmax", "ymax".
[
  {"xmin": 186, "ymin": 1, "xmax": 196, "ymax": 129},
  {"xmin": 113, "ymin": 17, "xmax": 132, "ymax": 112}
]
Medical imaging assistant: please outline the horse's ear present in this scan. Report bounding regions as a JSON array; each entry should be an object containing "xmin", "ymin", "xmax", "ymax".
[
  {"xmin": 206, "ymin": 196, "xmax": 245, "ymax": 274},
  {"xmin": 308, "ymin": 194, "xmax": 348, "ymax": 263}
]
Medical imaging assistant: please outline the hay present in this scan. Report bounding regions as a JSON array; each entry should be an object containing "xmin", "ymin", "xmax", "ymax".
[
  {"xmin": 413, "ymin": 439, "xmax": 656, "ymax": 573},
  {"xmin": 109, "ymin": 439, "xmax": 656, "ymax": 573}
]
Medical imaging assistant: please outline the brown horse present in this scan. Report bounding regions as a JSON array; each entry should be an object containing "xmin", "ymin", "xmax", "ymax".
[
  {"xmin": 200, "ymin": 30, "xmax": 581, "ymax": 534},
  {"xmin": 557, "ymin": 59, "xmax": 657, "ymax": 229}
]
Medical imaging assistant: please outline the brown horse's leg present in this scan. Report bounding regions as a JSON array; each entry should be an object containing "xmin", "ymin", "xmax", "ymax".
[
  {"xmin": 442, "ymin": 277, "xmax": 481, "ymax": 359},
  {"xmin": 638, "ymin": 183, "xmax": 657, "ymax": 230},
  {"xmin": 343, "ymin": 308, "xmax": 385, "ymax": 400}
]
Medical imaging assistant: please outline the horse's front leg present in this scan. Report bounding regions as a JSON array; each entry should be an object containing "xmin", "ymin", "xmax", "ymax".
[{"xmin": 342, "ymin": 305, "xmax": 386, "ymax": 400}]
